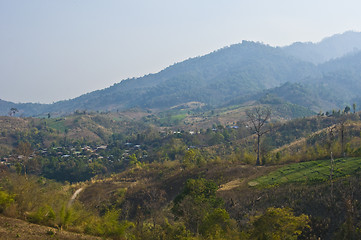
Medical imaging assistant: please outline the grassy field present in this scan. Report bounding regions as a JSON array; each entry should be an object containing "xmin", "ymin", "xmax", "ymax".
[
  {"xmin": 249, "ymin": 157, "xmax": 361, "ymax": 188},
  {"xmin": 157, "ymin": 113, "xmax": 187, "ymax": 125},
  {"xmin": 45, "ymin": 118, "xmax": 67, "ymax": 133}
]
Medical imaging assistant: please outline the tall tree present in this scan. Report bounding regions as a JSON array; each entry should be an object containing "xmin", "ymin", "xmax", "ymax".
[
  {"xmin": 353, "ymin": 103, "xmax": 356, "ymax": 114},
  {"xmin": 15, "ymin": 142, "xmax": 33, "ymax": 178},
  {"xmin": 339, "ymin": 114, "xmax": 348, "ymax": 157},
  {"xmin": 246, "ymin": 107, "xmax": 271, "ymax": 165},
  {"xmin": 249, "ymin": 207, "xmax": 309, "ymax": 240}
]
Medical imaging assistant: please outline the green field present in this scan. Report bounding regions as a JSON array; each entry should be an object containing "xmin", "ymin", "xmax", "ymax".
[
  {"xmin": 45, "ymin": 119, "xmax": 67, "ymax": 133},
  {"xmin": 249, "ymin": 157, "xmax": 361, "ymax": 188},
  {"xmin": 157, "ymin": 113, "xmax": 187, "ymax": 125}
]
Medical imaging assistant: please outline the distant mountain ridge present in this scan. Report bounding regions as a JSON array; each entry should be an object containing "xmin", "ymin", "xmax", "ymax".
[
  {"xmin": 282, "ymin": 31, "xmax": 361, "ymax": 64},
  {"xmin": 1, "ymin": 31, "xmax": 361, "ymax": 117}
]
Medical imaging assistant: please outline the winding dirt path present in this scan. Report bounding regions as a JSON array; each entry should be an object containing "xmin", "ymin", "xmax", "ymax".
[{"xmin": 67, "ymin": 187, "xmax": 83, "ymax": 208}]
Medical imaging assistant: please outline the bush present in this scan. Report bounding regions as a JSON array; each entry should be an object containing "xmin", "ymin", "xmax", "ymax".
[
  {"xmin": 27, "ymin": 205, "xmax": 56, "ymax": 226},
  {"xmin": 0, "ymin": 189, "xmax": 14, "ymax": 213},
  {"xmin": 248, "ymin": 207, "xmax": 310, "ymax": 240}
]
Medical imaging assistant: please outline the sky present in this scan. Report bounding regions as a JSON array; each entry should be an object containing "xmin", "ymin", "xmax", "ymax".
[{"xmin": 0, "ymin": 0, "xmax": 360, "ymax": 104}]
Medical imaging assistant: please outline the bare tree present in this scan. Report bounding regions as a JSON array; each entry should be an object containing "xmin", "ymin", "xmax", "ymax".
[
  {"xmin": 338, "ymin": 113, "xmax": 349, "ymax": 157},
  {"xmin": 15, "ymin": 142, "xmax": 33, "ymax": 178},
  {"xmin": 327, "ymin": 125, "xmax": 337, "ymax": 202},
  {"xmin": 246, "ymin": 107, "xmax": 271, "ymax": 165},
  {"xmin": 9, "ymin": 107, "xmax": 18, "ymax": 117}
]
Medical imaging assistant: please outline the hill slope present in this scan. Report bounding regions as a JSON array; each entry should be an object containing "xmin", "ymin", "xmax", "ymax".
[
  {"xmin": 2, "ymin": 32, "xmax": 361, "ymax": 117},
  {"xmin": 0, "ymin": 41, "xmax": 319, "ymax": 116},
  {"xmin": 0, "ymin": 215, "xmax": 102, "ymax": 240},
  {"xmin": 283, "ymin": 31, "xmax": 361, "ymax": 64}
]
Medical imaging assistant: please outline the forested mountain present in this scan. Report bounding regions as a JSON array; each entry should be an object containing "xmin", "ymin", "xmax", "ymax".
[
  {"xmin": 249, "ymin": 82, "xmax": 338, "ymax": 112},
  {"xmin": 305, "ymin": 51, "xmax": 361, "ymax": 108},
  {"xmin": 227, "ymin": 50, "xmax": 361, "ymax": 113},
  {"xmin": 1, "ymin": 31, "xmax": 361, "ymax": 117},
  {"xmin": 283, "ymin": 31, "xmax": 361, "ymax": 64},
  {"xmin": 4, "ymin": 31, "xmax": 361, "ymax": 240},
  {"xmin": 3, "ymin": 41, "xmax": 317, "ymax": 116}
]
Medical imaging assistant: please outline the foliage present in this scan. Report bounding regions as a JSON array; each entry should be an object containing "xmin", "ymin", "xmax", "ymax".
[
  {"xmin": 199, "ymin": 208, "xmax": 236, "ymax": 239},
  {"xmin": 59, "ymin": 205, "xmax": 77, "ymax": 229},
  {"xmin": 0, "ymin": 188, "xmax": 14, "ymax": 213},
  {"xmin": 85, "ymin": 209, "xmax": 135, "ymax": 239},
  {"xmin": 5, "ymin": 99, "xmax": 361, "ymax": 239},
  {"xmin": 248, "ymin": 207, "xmax": 309, "ymax": 240},
  {"xmin": 172, "ymin": 178, "xmax": 227, "ymax": 236},
  {"xmin": 27, "ymin": 205, "xmax": 56, "ymax": 225}
]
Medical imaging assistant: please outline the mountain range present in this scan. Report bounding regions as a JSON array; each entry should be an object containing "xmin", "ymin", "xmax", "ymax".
[{"xmin": 2, "ymin": 31, "xmax": 361, "ymax": 117}]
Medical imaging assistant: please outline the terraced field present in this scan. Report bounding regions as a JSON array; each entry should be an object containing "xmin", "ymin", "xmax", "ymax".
[{"xmin": 249, "ymin": 157, "xmax": 361, "ymax": 188}]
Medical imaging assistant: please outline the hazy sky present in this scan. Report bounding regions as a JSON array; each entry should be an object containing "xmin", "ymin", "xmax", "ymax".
[{"xmin": 1, "ymin": 0, "xmax": 360, "ymax": 103}]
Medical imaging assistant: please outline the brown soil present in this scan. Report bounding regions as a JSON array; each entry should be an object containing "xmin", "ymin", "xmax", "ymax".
[{"xmin": 0, "ymin": 215, "xmax": 103, "ymax": 240}]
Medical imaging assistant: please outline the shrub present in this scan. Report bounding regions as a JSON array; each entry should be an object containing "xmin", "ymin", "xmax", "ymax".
[
  {"xmin": 0, "ymin": 189, "xmax": 14, "ymax": 213},
  {"xmin": 27, "ymin": 205, "xmax": 56, "ymax": 226}
]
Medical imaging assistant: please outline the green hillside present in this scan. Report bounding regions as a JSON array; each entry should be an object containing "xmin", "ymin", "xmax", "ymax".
[
  {"xmin": 1, "ymin": 41, "xmax": 320, "ymax": 116},
  {"xmin": 250, "ymin": 157, "xmax": 361, "ymax": 188},
  {"xmin": 2, "ymin": 110, "xmax": 361, "ymax": 239},
  {"xmin": 2, "ymin": 32, "xmax": 361, "ymax": 117},
  {"xmin": 3, "ymin": 31, "xmax": 361, "ymax": 238}
]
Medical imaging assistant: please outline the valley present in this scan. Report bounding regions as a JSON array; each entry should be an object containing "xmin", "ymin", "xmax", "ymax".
[
  {"xmin": 1, "ymin": 31, "xmax": 361, "ymax": 239},
  {"xmin": 1, "ymin": 105, "xmax": 361, "ymax": 239}
]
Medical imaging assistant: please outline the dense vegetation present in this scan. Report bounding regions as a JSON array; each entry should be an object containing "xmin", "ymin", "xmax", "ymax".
[
  {"xmin": 282, "ymin": 31, "xmax": 361, "ymax": 64},
  {"xmin": 2, "ymin": 31, "xmax": 361, "ymax": 239},
  {"xmin": 1, "ymin": 105, "xmax": 361, "ymax": 239}
]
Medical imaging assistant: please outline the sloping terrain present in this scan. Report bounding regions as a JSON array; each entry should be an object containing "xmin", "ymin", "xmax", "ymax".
[
  {"xmin": 2, "ymin": 112, "xmax": 361, "ymax": 239},
  {"xmin": 283, "ymin": 31, "xmax": 361, "ymax": 64},
  {"xmin": 0, "ymin": 215, "xmax": 103, "ymax": 240},
  {"xmin": 2, "ymin": 32, "xmax": 361, "ymax": 117},
  {"xmin": 0, "ymin": 113, "xmax": 149, "ymax": 154},
  {"xmin": 0, "ymin": 41, "xmax": 319, "ymax": 116}
]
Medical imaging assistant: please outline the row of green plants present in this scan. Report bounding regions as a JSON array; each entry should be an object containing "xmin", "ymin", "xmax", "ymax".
[{"xmin": 250, "ymin": 157, "xmax": 361, "ymax": 188}]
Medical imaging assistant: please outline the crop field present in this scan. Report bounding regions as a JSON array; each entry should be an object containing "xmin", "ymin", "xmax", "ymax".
[
  {"xmin": 46, "ymin": 118, "xmax": 67, "ymax": 133},
  {"xmin": 249, "ymin": 157, "xmax": 361, "ymax": 188}
]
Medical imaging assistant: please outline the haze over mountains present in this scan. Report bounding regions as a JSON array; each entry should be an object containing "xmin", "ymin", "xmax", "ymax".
[
  {"xmin": 2, "ymin": 31, "xmax": 361, "ymax": 117},
  {"xmin": 283, "ymin": 31, "xmax": 361, "ymax": 64}
]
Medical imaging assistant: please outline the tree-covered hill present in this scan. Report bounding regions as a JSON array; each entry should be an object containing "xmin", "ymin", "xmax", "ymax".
[
  {"xmin": 0, "ymin": 41, "xmax": 319, "ymax": 116},
  {"xmin": 2, "ymin": 107, "xmax": 361, "ymax": 239},
  {"xmin": 283, "ymin": 31, "xmax": 361, "ymax": 64},
  {"xmin": 54, "ymin": 41, "xmax": 317, "ymax": 111},
  {"xmin": 232, "ymin": 50, "xmax": 361, "ymax": 113},
  {"xmin": 2, "ymin": 32, "xmax": 361, "ymax": 117},
  {"xmin": 305, "ymin": 51, "xmax": 361, "ymax": 108}
]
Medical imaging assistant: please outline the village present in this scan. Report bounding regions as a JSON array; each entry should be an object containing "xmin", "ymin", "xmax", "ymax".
[{"xmin": 0, "ymin": 142, "xmax": 145, "ymax": 168}]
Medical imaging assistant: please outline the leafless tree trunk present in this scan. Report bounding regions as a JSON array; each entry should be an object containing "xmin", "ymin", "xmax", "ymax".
[
  {"xmin": 246, "ymin": 107, "xmax": 271, "ymax": 165},
  {"xmin": 330, "ymin": 152, "xmax": 334, "ymax": 201},
  {"xmin": 327, "ymin": 125, "xmax": 336, "ymax": 202},
  {"xmin": 339, "ymin": 114, "xmax": 348, "ymax": 157}
]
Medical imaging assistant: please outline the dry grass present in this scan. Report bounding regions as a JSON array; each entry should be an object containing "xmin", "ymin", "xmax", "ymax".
[
  {"xmin": 119, "ymin": 110, "xmax": 151, "ymax": 121},
  {"xmin": 218, "ymin": 179, "xmax": 244, "ymax": 191},
  {"xmin": 0, "ymin": 117, "xmax": 29, "ymax": 131},
  {"xmin": 0, "ymin": 215, "xmax": 103, "ymax": 240}
]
